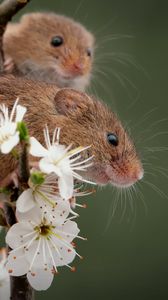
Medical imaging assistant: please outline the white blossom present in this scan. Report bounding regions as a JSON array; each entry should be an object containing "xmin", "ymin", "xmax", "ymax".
[
  {"xmin": 0, "ymin": 98, "xmax": 27, "ymax": 154},
  {"xmin": 30, "ymin": 127, "xmax": 95, "ymax": 200},
  {"xmin": 6, "ymin": 206, "xmax": 83, "ymax": 291},
  {"xmin": 0, "ymin": 248, "xmax": 10, "ymax": 300},
  {"xmin": 17, "ymin": 172, "xmax": 72, "ymax": 215}
]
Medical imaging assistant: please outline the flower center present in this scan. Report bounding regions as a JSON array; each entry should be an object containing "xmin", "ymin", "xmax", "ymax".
[
  {"xmin": 40, "ymin": 225, "xmax": 51, "ymax": 236},
  {"xmin": 35, "ymin": 224, "xmax": 52, "ymax": 237}
]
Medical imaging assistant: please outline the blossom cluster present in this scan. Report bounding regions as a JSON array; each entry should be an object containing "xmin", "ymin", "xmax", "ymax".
[{"xmin": 0, "ymin": 100, "xmax": 95, "ymax": 291}]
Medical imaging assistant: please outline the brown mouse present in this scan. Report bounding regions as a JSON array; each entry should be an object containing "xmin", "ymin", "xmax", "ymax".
[
  {"xmin": 0, "ymin": 75, "xmax": 143, "ymax": 188},
  {"xmin": 3, "ymin": 12, "xmax": 95, "ymax": 91}
]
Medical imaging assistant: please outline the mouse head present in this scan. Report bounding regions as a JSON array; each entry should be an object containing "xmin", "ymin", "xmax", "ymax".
[
  {"xmin": 53, "ymin": 89, "xmax": 144, "ymax": 188},
  {"xmin": 5, "ymin": 13, "xmax": 95, "ymax": 91}
]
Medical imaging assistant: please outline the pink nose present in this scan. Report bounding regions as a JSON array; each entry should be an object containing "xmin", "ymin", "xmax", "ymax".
[
  {"xmin": 132, "ymin": 167, "xmax": 144, "ymax": 182},
  {"xmin": 70, "ymin": 62, "xmax": 83, "ymax": 75}
]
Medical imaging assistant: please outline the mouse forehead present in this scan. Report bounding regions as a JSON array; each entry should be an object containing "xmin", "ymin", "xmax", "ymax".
[{"xmin": 27, "ymin": 13, "xmax": 94, "ymax": 48}]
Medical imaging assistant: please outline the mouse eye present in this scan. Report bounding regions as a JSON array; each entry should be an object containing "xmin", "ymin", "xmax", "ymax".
[
  {"xmin": 51, "ymin": 36, "xmax": 64, "ymax": 47},
  {"xmin": 107, "ymin": 133, "xmax": 119, "ymax": 147},
  {"xmin": 86, "ymin": 48, "xmax": 92, "ymax": 57}
]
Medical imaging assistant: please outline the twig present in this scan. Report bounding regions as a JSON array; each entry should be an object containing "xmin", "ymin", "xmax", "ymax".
[
  {"xmin": 0, "ymin": 1, "xmax": 33, "ymax": 297},
  {"xmin": 0, "ymin": 0, "xmax": 31, "ymax": 72},
  {"xmin": 19, "ymin": 141, "xmax": 30, "ymax": 185}
]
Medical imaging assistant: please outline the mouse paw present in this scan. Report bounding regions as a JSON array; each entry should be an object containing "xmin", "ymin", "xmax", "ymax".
[{"xmin": 4, "ymin": 57, "xmax": 15, "ymax": 73}]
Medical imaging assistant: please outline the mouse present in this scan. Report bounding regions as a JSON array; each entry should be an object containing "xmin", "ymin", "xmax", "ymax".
[
  {"xmin": 3, "ymin": 12, "xmax": 95, "ymax": 91},
  {"xmin": 0, "ymin": 75, "xmax": 143, "ymax": 188}
]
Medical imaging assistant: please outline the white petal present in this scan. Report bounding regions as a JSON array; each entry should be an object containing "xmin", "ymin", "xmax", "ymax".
[
  {"xmin": 6, "ymin": 222, "xmax": 33, "ymax": 249},
  {"xmin": 58, "ymin": 174, "xmax": 73, "ymax": 200},
  {"xmin": 27, "ymin": 267, "xmax": 53, "ymax": 291},
  {"xmin": 0, "ymin": 284, "xmax": 10, "ymax": 300},
  {"xmin": 1, "ymin": 133, "xmax": 19, "ymax": 154},
  {"xmin": 29, "ymin": 137, "xmax": 48, "ymax": 157},
  {"xmin": 61, "ymin": 220, "xmax": 80, "ymax": 242},
  {"xmin": 16, "ymin": 189, "xmax": 35, "ymax": 213},
  {"xmin": 6, "ymin": 249, "xmax": 29, "ymax": 276},
  {"xmin": 50, "ymin": 237, "xmax": 76, "ymax": 267},
  {"xmin": 15, "ymin": 105, "xmax": 27, "ymax": 122},
  {"xmin": 16, "ymin": 206, "xmax": 42, "ymax": 224},
  {"xmin": 24, "ymin": 239, "xmax": 46, "ymax": 266},
  {"xmin": 39, "ymin": 158, "xmax": 61, "ymax": 176},
  {"xmin": 49, "ymin": 201, "xmax": 70, "ymax": 224}
]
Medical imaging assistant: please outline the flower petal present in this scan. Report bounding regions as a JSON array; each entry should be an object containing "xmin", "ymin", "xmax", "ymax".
[
  {"xmin": 0, "ymin": 284, "xmax": 10, "ymax": 300},
  {"xmin": 1, "ymin": 133, "xmax": 19, "ymax": 154},
  {"xmin": 29, "ymin": 137, "xmax": 48, "ymax": 157},
  {"xmin": 15, "ymin": 105, "xmax": 27, "ymax": 122},
  {"xmin": 17, "ymin": 189, "xmax": 35, "ymax": 213},
  {"xmin": 61, "ymin": 220, "xmax": 80, "ymax": 242},
  {"xmin": 6, "ymin": 249, "xmax": 29, "ymax": 276},
  {"xmin": 6, "ymin": 222, "xmax": 33, "ymax": 249},
  {"xmin": 58, "ymin": 174, "xmax": 73, "ymax": 200},
  {"xmin": 50, "ymin": 237, "xmax": 76, "ymax": 267},
  {"xmin": 48, "ymin": 200, "xmax": 70, "ymax": 224},
  {"xmin": 16, "ymin": 206, "xmax": 42, "ymax": 224},
  {"xmin": 27, "ymin": 267, "xmax": 53, "ymax": 291},
  {"xmin": 39, "ymin": 158, "xmax": 61, "ymax": 176}
]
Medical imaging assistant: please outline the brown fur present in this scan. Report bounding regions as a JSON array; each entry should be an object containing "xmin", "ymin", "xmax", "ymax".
[
  {"xmin": 0, "ymin": 76, "xmax": 143, "ymax": 187},
  {"xmin": 3, "ymin": 13, "xmax": 94, "ymax": 91}
]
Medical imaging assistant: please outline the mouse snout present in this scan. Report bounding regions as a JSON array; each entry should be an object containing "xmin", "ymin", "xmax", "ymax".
[
  {"xmin": 105, "ymin": 158, "xmax": 144, "ymax": 188},
  {"xmin": 68, "ymin": 61, "xmax": 84, "ymax": 76},
  {"xmin": 128, "ymin": 164, "xmax": 144, "ymax": 183}
]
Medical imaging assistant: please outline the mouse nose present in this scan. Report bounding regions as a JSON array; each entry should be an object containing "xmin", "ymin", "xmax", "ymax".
[
  {"xmin": 131, "ymin": 166, "xmax": 144, "ymax": 182},
  {"xmin": 70, "ymin": 62, "xmax": 84, "ymax": 75}
]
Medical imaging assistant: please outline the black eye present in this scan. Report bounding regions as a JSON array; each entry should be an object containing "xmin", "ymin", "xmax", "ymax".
[
  {"xmin": 51, "ymin": 36, "xmax": 64, "ymax": 47},
  {"xmin": 86, "ymin": 48, "xmax": 92, "ymax": 57},
  {"xmin": 107, "ymin": 133, "xmax": 119, "ymax": 147}
]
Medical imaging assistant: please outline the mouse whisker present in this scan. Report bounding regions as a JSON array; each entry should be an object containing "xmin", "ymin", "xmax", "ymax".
[{"xmin": 142, "ymin": 179, "xmax": 168, "ymax": 200}]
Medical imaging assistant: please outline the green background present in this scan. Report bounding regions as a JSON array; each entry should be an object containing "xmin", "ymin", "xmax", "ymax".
[{"xmin": 5, "ymin": 0, "xmax": 168, "ymax": 299}]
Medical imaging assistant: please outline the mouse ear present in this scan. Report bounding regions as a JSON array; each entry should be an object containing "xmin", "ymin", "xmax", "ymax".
[{"xmin": 54, "ymin": 88, "xmax": 90, "ymax": 115}]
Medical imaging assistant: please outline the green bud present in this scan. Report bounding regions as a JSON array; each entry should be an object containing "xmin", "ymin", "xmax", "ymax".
[
  {"xmin": 17, "ymin": 121, "xmax": 29, "ymax": 142},
  {"xmin": 30, "ymin": 172, "xmax": 45, "ymax": 185}
]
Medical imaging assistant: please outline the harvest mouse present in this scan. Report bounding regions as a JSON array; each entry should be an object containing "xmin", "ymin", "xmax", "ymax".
[
  {"xmin": 3, "ymin": 12, "xmax": 95, "ymax": 91},
  {"xmin": 0, "ymin": 75, "xmax": 143, "ymax": 188}
]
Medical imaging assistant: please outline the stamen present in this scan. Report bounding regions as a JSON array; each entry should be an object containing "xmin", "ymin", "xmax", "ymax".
[
  {"xmin": 72, "ymin": 171, "xmax": 96, "ymax": 185},
  {"xmin": 10, "ymin": 98, "xmax": 19, "ymax": 122},
  {"xmin": 48, "ymin": 237, "xmax": 61, "ymax": 258},
  {"xmin": 9, "ymin": 234, "xmax": 37, "ymax": 254},
  {"xmin": 29, "ymin": 238, "xmax": 41, "ymax": 271},
  {"xmin": 55, "ymin": 228, "xmax": 87, "ymax": 241},
  {"xmin": 67, "ymin": 145, "xmax": 91, "ymax": 159},
  {"xmin": 42, "ymin": 238, "xmax": 47, "ymax": 265},
  {"xmin": 43, "ymin": 126, "xmax": 51, "ymax": 149},
  {"xmin": 22, "ymin": 230, "xmax": 36, "ymax": 239},
  {"xmin": 56, "ymin": 128, "xmax": 61, "ymax": 143},
  {"xmin": 36, "ymin": 190, "xmax": 55, "ymax": 207},
  {"xmin": 46, "ymin": 239, "xmax": 58, "ymax": 273},
  {"xmin": 74, "ymin": 203, "xmax": 87, "ymax": 208},
  {"xmin": 71, "ymin": 155, "xmax": 94, "ymax": 167}
]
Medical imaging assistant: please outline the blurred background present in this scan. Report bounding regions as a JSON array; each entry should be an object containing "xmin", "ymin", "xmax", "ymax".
[{"xmin": 2, "ymin": 0, "xmax": 168, "ymax": 299}]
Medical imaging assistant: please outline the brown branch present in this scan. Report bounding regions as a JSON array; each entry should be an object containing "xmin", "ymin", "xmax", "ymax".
[
  {"xmin": 0, "ymin": 1, "xmax": 34, "ymax": 298},
  {"xmin": 0, "ymin": 0, "xmax": 31, "ymax": 72},
  {"xmin": 19, "ymin": 141, "xmax": 30, "ymax": 185},
  {"xmin": 10, "ymin": 276, "xmax": 35, "ymax": 300},
  {"xmin": 4, "ymin": 200, "xmax": 35, "ymax": 300}
]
